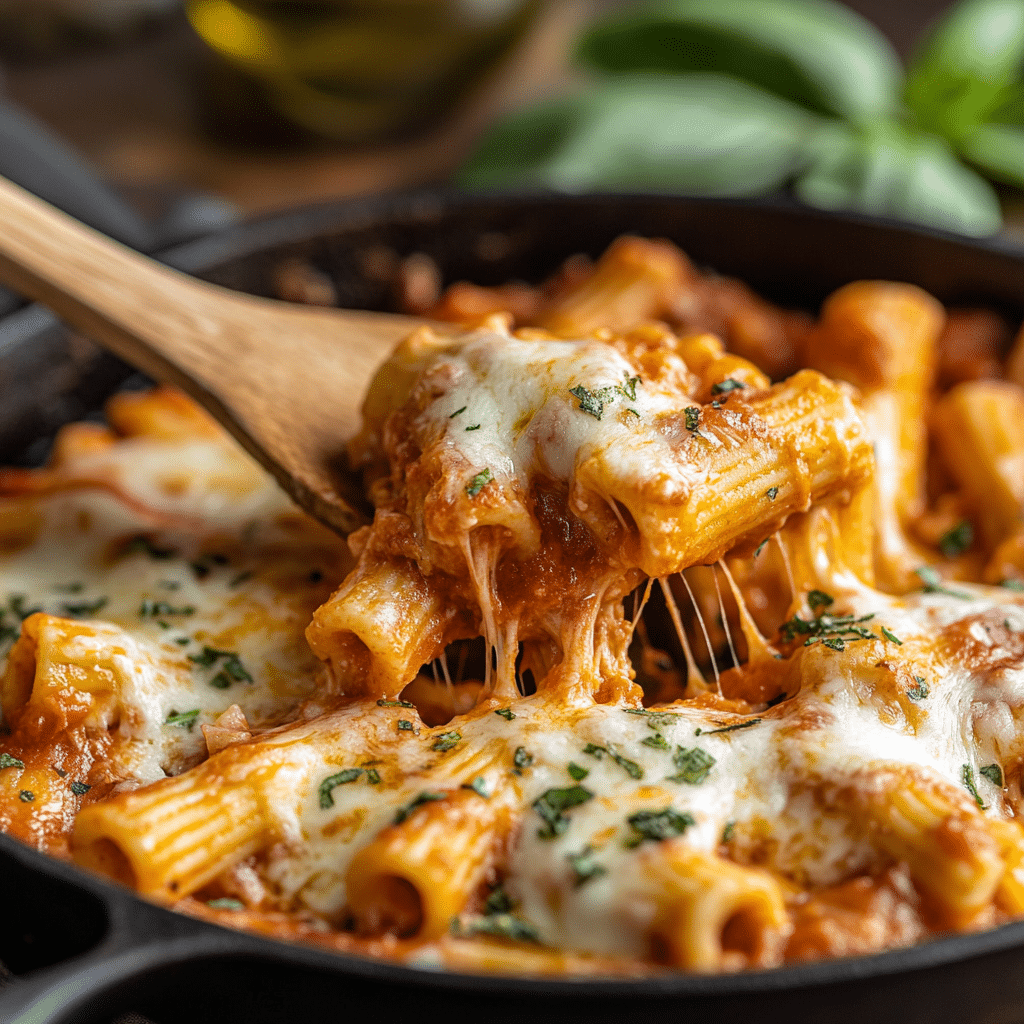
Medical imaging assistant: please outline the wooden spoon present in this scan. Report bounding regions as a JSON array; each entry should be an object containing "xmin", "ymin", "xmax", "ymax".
[{"xmin": 0, "ymin": 174, "xmax": 437, "ymax": 534}]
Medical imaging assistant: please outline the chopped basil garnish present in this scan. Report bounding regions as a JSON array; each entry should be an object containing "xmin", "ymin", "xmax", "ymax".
[
  {"xmin": 397, "ymin": 720, "xmax": 414, "ymax": 732},
  {"xmin": 765, "ymin": 486, "xmax": 779, "ymax": 500},
  {"xmin": 450, "ymin": 406, "xmax": 467, "ymax": 418},
  {"xmin": 915, "ymin": 565, "xmax": 971, "ymax": 599},
  {"xmin": 61, "ymin": 596, "xmax": 108, "ymax": 618},
  {"xmin": 580, "ymin": 743, "xmax": 642, "ymax": 778},
  {"xmin": 432, "ymin": 731, "xmax": 461, "ymax": 752},
  {"xmin": 668, "ymin": 746, "xmax": 715, "ymax": 784},
  {"xmin": 394, "ymin": 791, "xmax": 447, "ymax": 824},
  {"xmin": 881, "ymin": 625, "xmax": 903, "ymax": 645},
  {"xmin": 623, "ymin": 708, "xmax": 681, "ymax": 729},
  {"xmin": 0, "ymin": 753, "xmax": 24, "ymax": 770},
  {"xmin": 165, "ymin": 709, "xmax": 201, "ymax": 730},
  {"xmin": 207, "ymin": 897, "xmax": 245, "ymax": 911},
  {"xmin": 377, "ymin": 698, "xmax": 415, "ymax": 708},
  {"xmin": 1001, "ymin": 579, "xmax": 1024, "ymax": 592},
  {"xmin": 962, "ymin": 764, "xmax": 986, "ymax": 809},
  {"xmin": 583, "ymin": 742, "xmax": 605, "ymax": 758},
  {"xmin": 494, "ymin": 707, "xmax": 516, "ymax": 721},
  {"xmin": 533, "ymin": 785, "xmax": 594, "ymax": 839},
  {"xmin": 465, "ymin": 424, "xmax": 481, "ymax": 431},
  {"xmin": 462, "ymin": 776, "xmax": 491, "ymax": 798},
  {"xmin": 641, "ymin": 734, "xmax": 670, "ymax": 750},
  {"xmin": 617, "ymin": 374, "xmax": 641, "ymax": 402},
  {"xmin": 939, "ymin": 520, "xmax": 974, "ymax": 558},
  {"xmin": 567, "ymin": 845, "xmax": 607, "ymax": 887},
  {"xmin": 625, "ymin": 807, "xmax": 694, "ymax": 846},
  {"xmin": 319, "ymin": 768, "xmax": 363, "ymax": 808},
  {"xmin": 466, "ymin": 468, "xmax": 493, "ymax": 497},
  {"xmin": 907, "ymin": 677, "xmax": 929, "ymax": 700},
  {"xmin": 980, "ymin": 764, "xmax": 1004, "ymax": 787},
  {"xmin": 484, "ymin": 888, "xmax": 514, "ymax": 915},
  {"xmin": 18, "ymin": 790, "xmax": 34, "ymax": 802},
  {"xmin": 70, "ymin": 781, "xmax": 91, "ymax": 796},
  {"xmin": 684, "ymin": 406, "xmax": 701, "ymax": 433},
  {"xmin": 139, "ymin": 599, "xmax": 195, "ymax": 618},
  {"xmin": 695, "ymin": 718, "xmax": 761, "ymax": 736},
  {"xmin": 569, "ymin": 384, "xmax": 606, "ymax": 419},
  {"xmin": 365, "ymin": 768, "xmax": 381, "ymax": 785},
  {"xmin": 455, "ymin": 913, "xmax": 540, "ymax": 944},
  {"xmin": 807, "ymin": 590, "xmax": 834, "ymax": 614},
  {"xmin": 710, "ymin": 378, "xmax": 745, "ymax": 395},
  {"xmin": 754, "ymin": 538, "xmax": 769, "ymax": 558},
  {"xmin": 124, "ymin": 535, "xmax": 176, "ymax": 560},
  {"xmin": 721, "ymin": 821, "xmax": 735, "ymax": 843},
  {"xmin": 514, "ymin": 746, "xmax": 534, "ymax": 770},
  {"xmin": 189, "ymin": 647, "xmax": 252, "ymax": 689},
  {"xmin": 567, "ymin": 761, "xmax": 589, "ymax": 781}
]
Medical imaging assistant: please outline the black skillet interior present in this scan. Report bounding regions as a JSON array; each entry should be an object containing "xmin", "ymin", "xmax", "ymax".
[{"xmin": 4, "ymin": 192, "xmax": 1024, "ymax": 1024}]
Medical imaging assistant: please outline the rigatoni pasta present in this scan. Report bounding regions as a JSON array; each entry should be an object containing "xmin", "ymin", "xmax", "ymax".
[{"xmin": 2, "ymin": 236, "xmax": 1024, "ymax": 977}]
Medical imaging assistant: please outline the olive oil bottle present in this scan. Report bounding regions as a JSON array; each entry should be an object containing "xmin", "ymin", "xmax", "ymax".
[{"xmin": 185, "ymin": 0, "xmax": 543, "ymax": 142}]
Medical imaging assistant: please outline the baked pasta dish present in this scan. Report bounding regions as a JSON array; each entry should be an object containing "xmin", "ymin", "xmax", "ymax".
[{"xmin": 3, "ymin": 236, "xmax": 1024, "ymax": 976}]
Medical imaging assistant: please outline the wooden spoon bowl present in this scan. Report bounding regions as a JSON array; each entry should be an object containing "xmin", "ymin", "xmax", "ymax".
[{"xmin": 0, "ymin": 175, "xmax": 437, "ymax": 533}]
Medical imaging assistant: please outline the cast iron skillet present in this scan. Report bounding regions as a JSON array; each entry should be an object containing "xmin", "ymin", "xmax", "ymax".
[{"xmin": 4, "ymin": 192, "xmax": 1024, "ymax": 1024}]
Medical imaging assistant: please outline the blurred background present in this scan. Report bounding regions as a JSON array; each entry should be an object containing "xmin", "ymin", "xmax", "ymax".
[{"xmin": 0, "ymin": 0, "xmax": 1022, "ymax": 239}]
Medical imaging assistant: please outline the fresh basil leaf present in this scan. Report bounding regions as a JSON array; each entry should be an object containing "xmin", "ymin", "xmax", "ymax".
[
  {"xmin": 460, "ymin": 75, "xmax": 815, "ymax": 196},
  {"xmin": 576, "ymin": 0, "xmax": 901, "ymax": 123},
  {"xmin": 960, "ymin": 121, "xmax": 1024, "ymax": 188}
]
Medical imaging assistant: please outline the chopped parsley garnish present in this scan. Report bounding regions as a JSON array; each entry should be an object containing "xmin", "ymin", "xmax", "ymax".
[
  {"xmin": 455, "ymin": 913, "xmax": 540, "ymax": 944},
  {"xmin": 881, "ymin": 625, "xmax": 903, "ymax": 645},
  {"xmin": 394, "ymin": 791, "xmax": 447, "ymax": 824},
  {"xmin": 641, "ymin": 734, "xmax": 670, "ymax": 751},
  {"xmin": 962, "ymin": 764, "xmax": 986, "ymax": 809},
  {"xmin": 567, "ymin": 762, "xmax": 589, "ymax": 781},
  {"xmin": 939, "ymin": 520, "xmax": 974, "ymax": 558},
  {"xmin": 61, "ymin": 596, "xmax": 108, "ymax": 618},
  {"xmin": 582, "ymin": 743, "xmax": 605, "ymax": 758},
  {"xmin": 617, "ymin": 374, "xmax": 641, "ymax": 402},
  {"xmin": 754, "ymin": 538, "xmax": 769, "ymax": 558},
  {"xmin": 465, "ymin": 424, "xmax": 481, "ymax": 431},
  {"xmin": 0, "ymin": 753, "xmax": 24, "ymax": 770},
  {"xmin": 533, "ymin": 785, "xmax": 594, "ymax": 839},
  {"xmin": 139, "ymin": 599, "xmax": 194, "ymax": 618},
  {"xmin": 721, "ymin": 821, "xmax": 735, "ymax": 843},
  {"xmin": 567, "ymin": 846, "xmax": 607, "ymax": 887},
  {"xmin": 318, "ymin": 768, "xmax": 363, "ymax": 808},
  {"xmin": 432, "ymin": 731, "xmax": 461, "ymax": 752},
  {"xmin": 466, "ymin": 468, "xmax": 493, "ymax": 497},
  {"xmin": 765, "ymin": 486, "xmax": 779, "ymax": 500},
  {"xmin": 807, "ymin": 590, "xmax": 834, "ymax": 614},
  {"xmin": 780, "ymin": 600, "xmax": 875, "ymax": 647},
  {"xmin": 915, "ymin": 565, "xmax": 971, "ymax": 600},
  {"xmin": 710, "ymin": 378, "xmax": 745, "ymax": 395},
  {"xmin": 70, "ymin": 781, "xmax": 91, "ymax": 796},
  {"xmin": 19, "ymin": 790, "xmax": 34, "ymax": 802},
  {"xmin": 450, "ymin": 406, "xmax": 467, "ymax": 418},
  {"xmin": 377, "ymin": 699, "xmax": 415, "ymax": 708},
  {"xmin": 625, "ymin": 807, "xmax": 694, "ymax": 846},
  {"xmin": 397, "ymin": 720, "xmax": 414, "ymax": 732},
  {"xmin": 668, "ymin": 746, "xmax": 716, "ymax": 784},
  {"xmin": 365, "ymin": 768, "xmax": 381, "ymax": 785},
  {"xmin": 695, "ymin": 718, "xmax": 761, "ymax": 736},
  {"xmin": 513, "ymin": 746, "xmax": 534, "ymax": 770},
  {"xmin": 907, "ymin": 677, "xmax": 929, "ymax": 700},
  {"xmin": 165, "ymin": 709, "xmax": 201, "ymax": 730},
  {"xmin": 462, "ymin": 776, "xmax": 491, "ymax": 798},
  {"xmin": 684, "ymin": 406, "xmax": 701, "ymax": 433},
  {"xmin": 207, "ymin": 897, "xmax": 245, "ymax": 911},
  {"xmin": 494, "ymin": 707, "xmax": 516, "ymax": 721},
  {"xmin": 980, "ymin": 764, "xmax": 1004, "ymax": 787},
  {"xmin": 626, "ymin": 407, "xmax": 640, "ymax": 417}
]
